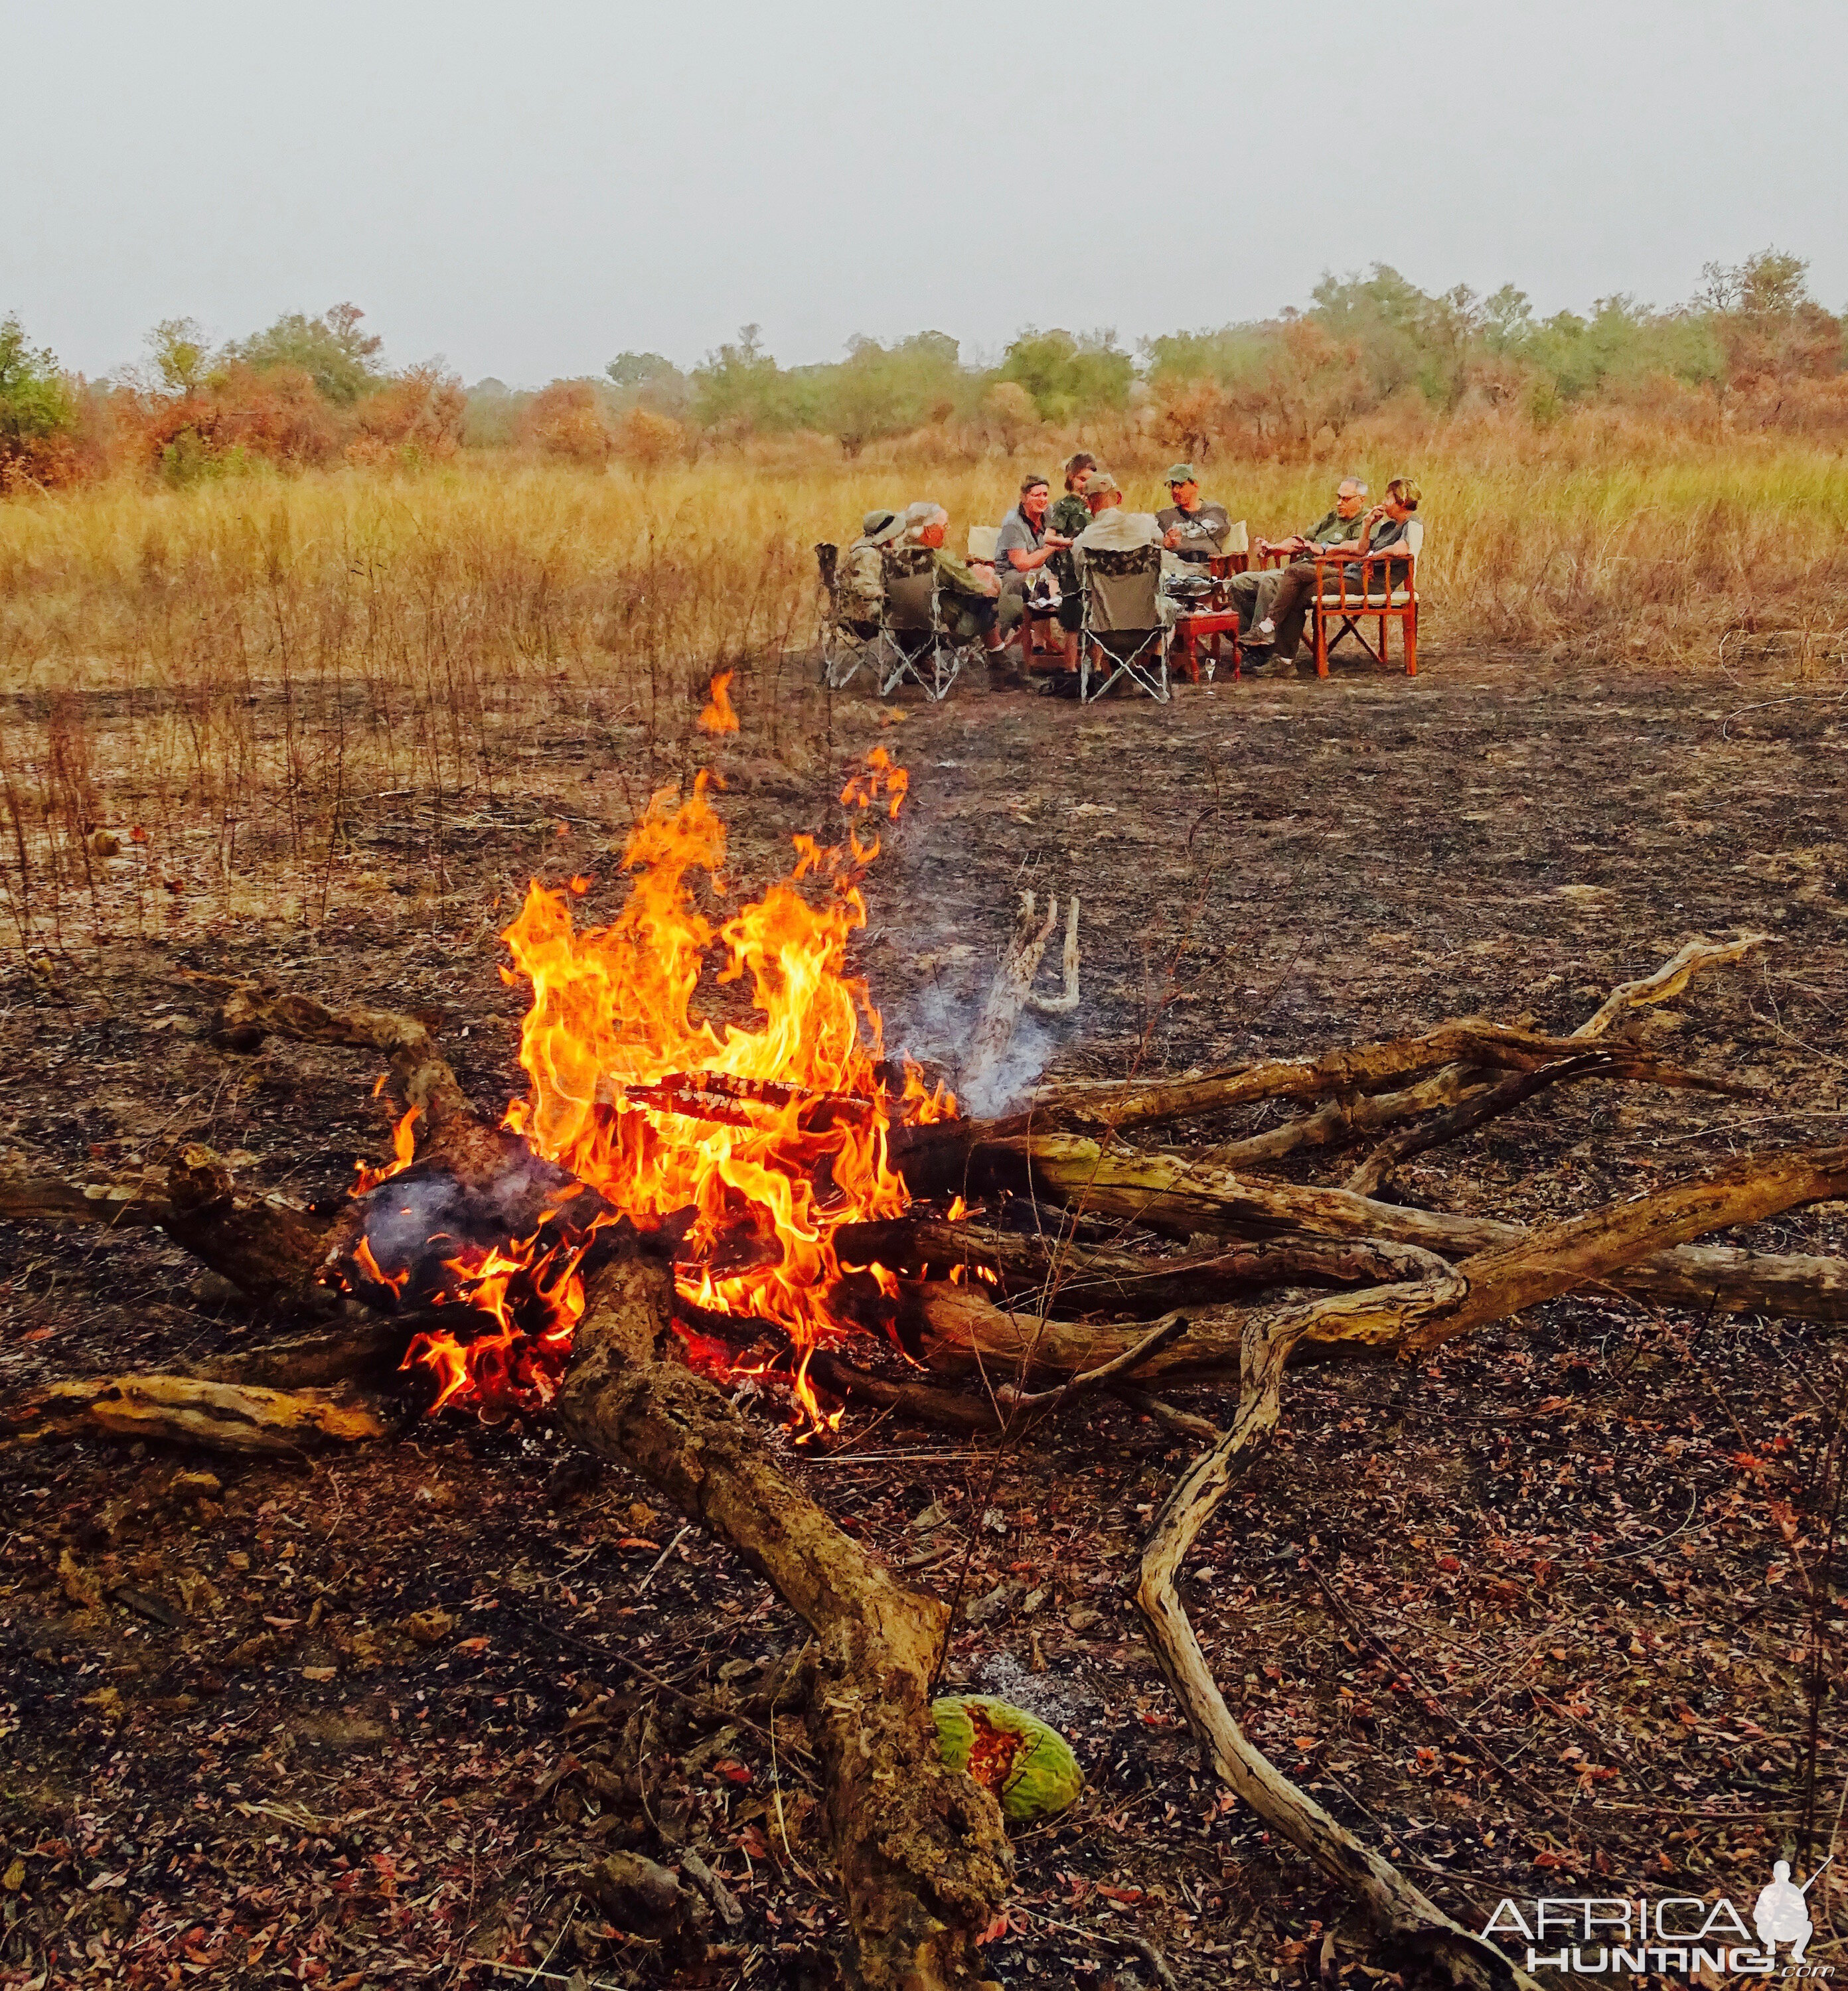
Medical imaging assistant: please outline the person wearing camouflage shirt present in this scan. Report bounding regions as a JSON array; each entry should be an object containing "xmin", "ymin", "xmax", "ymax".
[
  {"xmin": 1043, "ymin": 453, "xmax": 1097, "ymax": 670},
  {"xmin": 836, "ymin": 507, "xmax": 904, "ymax": 631}
]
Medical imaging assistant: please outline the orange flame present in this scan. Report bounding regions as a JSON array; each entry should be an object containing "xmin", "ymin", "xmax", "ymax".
[
  {"xmin": 697, "ymin": 670, "xmax": 739, "ymax": 735},
  {"xmin": 354, "ymin": 1106, "xmax": 421, "ymax": 1195},
  {"xmin": 386, "ymin": 747, "xmax": 951, "ymax": 1424}
]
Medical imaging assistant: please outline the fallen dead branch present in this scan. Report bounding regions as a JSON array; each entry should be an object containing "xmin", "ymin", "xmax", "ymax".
[
  {"xmin": 3, "ymin": 1375, "xmax": 392, "ymax": 1455},
  {"xmin": 555, "ymin": 1242, "xmax": 1012, "ymax": 1991}
]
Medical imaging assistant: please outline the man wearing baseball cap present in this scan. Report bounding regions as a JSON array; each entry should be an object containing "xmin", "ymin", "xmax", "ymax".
[{"xmin": 1156, "ymin": 465, "xmax": 1232, "ymax": 564}]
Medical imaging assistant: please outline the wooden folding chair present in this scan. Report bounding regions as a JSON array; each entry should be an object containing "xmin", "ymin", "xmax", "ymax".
[{"xmin": 1310, "ymin": 520, "xmax": 1423, "ymax": 678}]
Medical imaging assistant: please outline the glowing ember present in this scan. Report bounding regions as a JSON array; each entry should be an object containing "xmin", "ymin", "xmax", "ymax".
[{"xmin": 359, "ymin": 745, "xmax": 953, "ymax": 1424}]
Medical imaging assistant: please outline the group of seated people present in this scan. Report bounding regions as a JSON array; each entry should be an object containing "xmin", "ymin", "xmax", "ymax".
[{"xmin": 834, "ymin": 457, "xmax": 1421, "ymax": 694}]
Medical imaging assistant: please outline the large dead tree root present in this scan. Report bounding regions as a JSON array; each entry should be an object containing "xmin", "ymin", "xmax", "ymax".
[
  {"xmin": 556, "ymin": 1244, "xmax": 1012, "ymax": 1991},
  {"xmin": 1128, "ymin": 1136, "xmax": 1843, "ymax": 1991}
]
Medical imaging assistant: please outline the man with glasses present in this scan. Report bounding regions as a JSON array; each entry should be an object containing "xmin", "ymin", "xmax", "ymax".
[
  {"xmin": 1156, "ymin": 465, "xmax": 1232, "ymax": 564},
  {"xmin": 1231, "ymin": 477, "xmax": 1369, "ymax": 666},
  {"xmin": 1253, "ymin": 476, "xmax": 1421, "ymax": 668}
]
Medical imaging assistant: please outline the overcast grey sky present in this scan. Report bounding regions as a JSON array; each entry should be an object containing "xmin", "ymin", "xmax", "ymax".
[{"xmin": 7, "ymin": 0, "xmax": 1844, "ymax": 385}]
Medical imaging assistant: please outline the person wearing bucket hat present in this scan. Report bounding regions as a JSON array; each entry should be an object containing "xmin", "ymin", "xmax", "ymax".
[
  {"xmin": 835, "ymin": 507, "xmax": 906, "ymax": 631},
  {"xmin": 1156, "ymin": 465, "xmax": 1232, "ymax": 564}
]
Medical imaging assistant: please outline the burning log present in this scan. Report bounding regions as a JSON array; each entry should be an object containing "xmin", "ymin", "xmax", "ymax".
[
  {"xmin": 212, "ymin": 982, "xmax": 493, "ymax": 1170},
  {"xmin": 840, "ymin": 1216, "xmax": 1456, "ymax": 1309},
  {"xmin": 555, "ymin": 1241, "xmax": 1012, "ymax": 1991}
]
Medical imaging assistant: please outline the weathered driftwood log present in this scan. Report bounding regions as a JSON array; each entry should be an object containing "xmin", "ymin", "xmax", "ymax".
[
  {"xmin": 556, "ymin": 1245, "xmax": 1011, "ymax": 1991},
  {"xmin": 959, "ymin": 891, "xmax": 1061, "ymax": 1109},
  {"xmin": 3, "ymin": 1376, "xmax": 391, "ymax": 1455},
  {"xmin": 1345, "ymin": 933, "xmax": 1771, "ymax": 1195}
]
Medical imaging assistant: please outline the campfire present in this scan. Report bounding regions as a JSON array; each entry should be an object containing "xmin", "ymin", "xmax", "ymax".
[
  {"xmin": 337, "ymin": 744, "xmax": 951, "ymax": 1429},
  {"xmin": 6, "ymin": 729, "xmax": 1846, "ymax": 1991}
]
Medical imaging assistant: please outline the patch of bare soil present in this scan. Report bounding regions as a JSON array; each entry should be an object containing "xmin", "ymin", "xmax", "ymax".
[{"xmin": 2, "ymin": 650, "xmax": 1845, "ymax": 1988}]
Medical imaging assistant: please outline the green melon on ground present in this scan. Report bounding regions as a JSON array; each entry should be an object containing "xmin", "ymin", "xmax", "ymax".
[{"xmin": 932, "ymin": 1694, "xmax": 1083, "ymax": 1822}]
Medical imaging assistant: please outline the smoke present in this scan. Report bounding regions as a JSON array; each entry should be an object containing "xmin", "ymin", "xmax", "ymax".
[
  {"xmin": 351, "ymin": 1145, "xmax": 591, "ymax": 1303},
  {"xmin": 887, "ymin": 975, "xmax": 1058, "ymax": 1120}
]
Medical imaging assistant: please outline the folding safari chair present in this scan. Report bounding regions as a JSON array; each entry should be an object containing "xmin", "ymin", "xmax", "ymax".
[
  {"xmin": 1310, "ymin": 520, "xmax": 1423, "ymax": 678},
  {"xmin": 1078, "ymin": 544, "xmax": 1170, "ymax": 704},
  {"xmin": 814, "ymin": 542, "xmax": 882, "ymax": 690},
  {"xmin": 875, "ymin": 545, "xmax": 978, "ymax": 701}
]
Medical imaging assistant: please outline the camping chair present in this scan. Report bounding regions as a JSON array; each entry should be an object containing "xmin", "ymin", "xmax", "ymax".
[
  {"xmin": 875, "ymin": 545, "xmax": 976, "ymax": 701},
  {"xmin": 1079, "ymin": 544, "xmax": 1170, "ymax": 704},
  {"xmin": 814, "ymin": 542, "xmax": 882, "ymax": 690},
  {"xmin": 1309, "ymin": 520, "xmax": 1423, "ymax": 678}
]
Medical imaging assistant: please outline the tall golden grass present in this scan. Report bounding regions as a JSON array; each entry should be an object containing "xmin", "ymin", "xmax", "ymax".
[{"xmin": 1, "ymin": 409, "xmax": 1843, "ymax": 946}]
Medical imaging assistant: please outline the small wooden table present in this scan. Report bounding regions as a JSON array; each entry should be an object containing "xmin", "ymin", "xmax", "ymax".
[{"xmin": 1173, "ymin": 609, "xmax": 1243, "ymax": 684}]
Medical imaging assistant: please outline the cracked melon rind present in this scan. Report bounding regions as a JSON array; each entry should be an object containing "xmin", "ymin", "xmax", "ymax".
[{"xmin": 932, "ymin": 1694, "xmax": 1083, "ymax": 1822}]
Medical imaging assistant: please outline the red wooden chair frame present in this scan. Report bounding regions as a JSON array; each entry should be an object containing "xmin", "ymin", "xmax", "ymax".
[{"xmin": 1308, "ymin": 538, "xmax": 1420, "ymax": 678}]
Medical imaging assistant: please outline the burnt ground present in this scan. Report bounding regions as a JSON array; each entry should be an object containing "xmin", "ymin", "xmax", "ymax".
[{"xmin": 2, "ymin": 647, "xmax": 1846, "ymax": 1990}]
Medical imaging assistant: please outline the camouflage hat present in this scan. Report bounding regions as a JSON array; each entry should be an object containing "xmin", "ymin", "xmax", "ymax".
[
  {"xmin": 862, "ymin": 508, "xmax": 898, "ymax": 538},
  {"xmin": 1081, "ymin": 469, "xmax": 1121, "ymax": 498},
  {"xmin": 1165, "ymin": 463, "xmax": 1197, "ymax": 484}
]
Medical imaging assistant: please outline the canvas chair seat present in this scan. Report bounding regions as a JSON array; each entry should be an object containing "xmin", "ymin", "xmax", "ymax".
[
  {"xmin": 870, "ymin": 543, "xmax": 977, "ymax": 701},
  {"xmin": 817, "ymin": 540, "xmax": 884, "ymax": 690},
  {"xmin": 1318, "ymin": 587, "xmax": 1412, "ymax": 609},
  {"xmin": 1079, "ymin": 543, "xmax": 1170, "ymax": 703}
]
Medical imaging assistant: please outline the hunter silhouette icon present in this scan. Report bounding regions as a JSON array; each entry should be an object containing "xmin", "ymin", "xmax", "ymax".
[{"xmin": 1753, "ymin": 1857, "xmax": 1830, "ymax": 1962}]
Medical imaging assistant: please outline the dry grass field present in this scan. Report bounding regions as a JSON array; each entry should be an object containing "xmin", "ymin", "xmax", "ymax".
[
  {"xmin": 1, "ymin": 429, "xmax": 1846, "ymax": 1990},
  {"xmin": 1, "ymin": 417, "xmax": 1844, "ymax": 949}
]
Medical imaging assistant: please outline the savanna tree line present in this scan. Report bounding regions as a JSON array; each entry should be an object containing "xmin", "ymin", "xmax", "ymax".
[{"xmin": 3, "ymin": 249, "xmax": 1844, "ymax": 492}]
